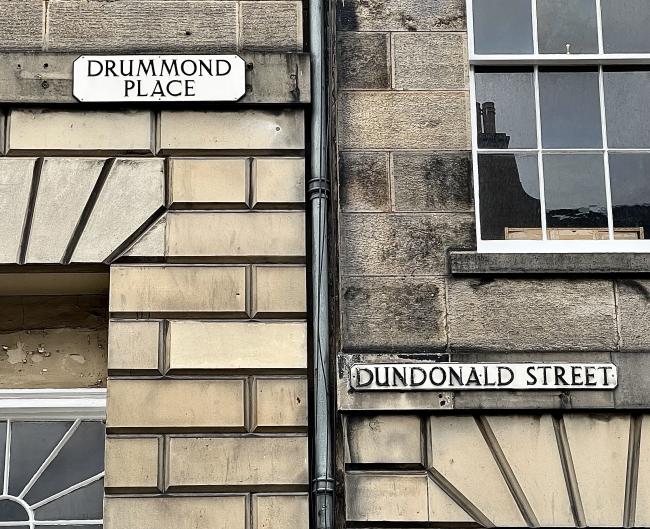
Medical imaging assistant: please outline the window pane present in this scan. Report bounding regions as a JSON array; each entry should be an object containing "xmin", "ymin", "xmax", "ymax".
[
  {"xmin": 604, "ymin": 70, "xmax": 650, "ymax": 148},
  {"xmin": 0, "ymin": 499, "xmax": 29, "ymax": 521},
  {"xmin": 472, "ymin": 0, "xmax": 534, "ymax": 54},
  {"xmin": 34, "ymin": 479, "xmax": 104, "ymax": 521},
  {"xmin": 602, "ymin": 0, "xmax": 650, "ymax": 53},
  {"xmin": 9, "ymin": 422, "xmax": 73, "ymax": 496},
  {"xmin": 539, "ymin": 70, "xmax": 602, "ymax": 148},
  {"xmin": 475, "ymin": 71, "xmax": 537, "ymax": 149},
  {"xmin": 543, "ymin": 154, "xmax": 608, "ymax": 238},
  {"xmin": 25, "ymin": 421, "xmax": 104, "ymax": 505},
  {"xmin": 610, "ymin": 153, "xmax": 650, "ymax": 239},
  {"xmin": 537, "ymin": 0, "xmax": 598, "ymax": 54},
  {"xmin": 478, "ymin": 154, "xmax": 541, "ymax": 240}
]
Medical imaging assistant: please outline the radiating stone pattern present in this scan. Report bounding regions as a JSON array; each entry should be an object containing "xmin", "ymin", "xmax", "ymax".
[{"xmin": 345, "ymin": 413, "xmax": 650, "ymax": 527}]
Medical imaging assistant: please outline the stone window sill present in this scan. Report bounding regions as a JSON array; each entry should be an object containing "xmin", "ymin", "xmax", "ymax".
[{"xmin": 449, "ymin": 251, "xmax": 650, "ymax": 275}]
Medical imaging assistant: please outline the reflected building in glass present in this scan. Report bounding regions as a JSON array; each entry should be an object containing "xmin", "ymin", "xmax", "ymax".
[{"xmin": 476, "ymin": 100, "xmax": 542, "ymax": 240}]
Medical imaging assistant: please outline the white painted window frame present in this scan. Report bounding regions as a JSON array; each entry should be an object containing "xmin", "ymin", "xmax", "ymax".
[
  {"xmin": 467, "ymin": 0, "xmax": 650, "ymax": 253},
  {"xmin": 0, "ymin": 388, "xmax": 106, "ymax": 528}
]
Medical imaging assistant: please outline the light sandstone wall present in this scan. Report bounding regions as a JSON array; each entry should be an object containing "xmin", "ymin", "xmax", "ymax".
[
  {"xmin": 0, "ymin": 1, "xmax": 309, "ymax": 527},
  {"xmin": 342, "ymin": 413, "xmax": 650, "ymax": 527},
  {"xmin": 335, "ymin": 0, "xmax": 650, "ymax": 527},
  {"xmin": 104, "ymin": 149, "xmax": 309, "ymax": 526},
  {"xmin": 0, "ymin": 107, "xmax": 308, "ymax": 527}
]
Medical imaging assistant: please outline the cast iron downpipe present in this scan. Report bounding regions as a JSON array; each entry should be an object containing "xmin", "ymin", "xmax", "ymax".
[{"xmin": 309, "ymin": 0, "xmax": 334, "ymax": 524}]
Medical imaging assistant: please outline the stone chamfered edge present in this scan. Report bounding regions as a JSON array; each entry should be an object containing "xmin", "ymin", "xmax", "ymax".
[
  {"xmin": 0, "ymin": 51, "xmax": 310, "ymax": 104},
  {"xmin": 337, "ymin": 352, "xmax": 650, "ymax": 411}
]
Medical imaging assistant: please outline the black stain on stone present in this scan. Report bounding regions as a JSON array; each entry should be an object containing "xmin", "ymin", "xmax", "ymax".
[{"xmin": 619, "ymin": 279, "xmax": 650, "ymax": 303}]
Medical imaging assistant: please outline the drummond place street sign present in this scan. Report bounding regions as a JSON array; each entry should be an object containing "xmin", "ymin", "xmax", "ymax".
[
  {"xmin": 73, "ymin": 55, "xmax": 246, "ymax": 102},
  {"xmin": 350, "ymin": 363, "xmax": 618, "ymax": 391}
]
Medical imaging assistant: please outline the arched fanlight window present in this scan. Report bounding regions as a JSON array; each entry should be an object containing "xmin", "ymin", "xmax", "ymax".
[{"xmin": 0, "ymin": 390, "xmax": 105, "ymax": 529}]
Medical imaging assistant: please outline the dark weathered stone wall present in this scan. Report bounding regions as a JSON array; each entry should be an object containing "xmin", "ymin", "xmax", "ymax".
[
  {"xmin": 334, "ymin": 0, "xmax": 650, "ymax": 361},
  {"xmin": 336, "ymin": 0, "xmax": 473, "ymax": 354},
  {"xmin": 0, "ymin": 0, "xmax": 303, "ymax": 53}
]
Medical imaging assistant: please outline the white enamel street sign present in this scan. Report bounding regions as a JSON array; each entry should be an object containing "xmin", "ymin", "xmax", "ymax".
[
  {"xmin": 73, "ymin": 55, "xmax": 246, "ymax": 102},
  {"xmin": 350, "ymin": 363, "xmax": 618, "ymax": 391}
]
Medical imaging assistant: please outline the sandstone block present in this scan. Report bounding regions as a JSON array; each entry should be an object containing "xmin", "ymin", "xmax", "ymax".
[
  {"xmin": 0, "ymin": 158, "xmax": 36, "ymax": 264},
  {"xmin": 167, "ymin": 320, "xmax": 306, "ymax": 371},
  {"xmin": 104, "ymin": 496, "xmax": 246, "ymax": 529},
  {"xmin": 253, "ymin": 158, "xmax": 305, "ymax": 207},
  {"xmin": 252, "ymin": 494, "xmax": 309, "ymax": 529},
  {"xmin": 487, "ymin": 415, "xmax": 574, "ymax": 527},
  {"xmin": 339, "ymin": 91, "xmax": 469, "ymax": 149},
  {"xmin": 167, "ymin": 436, "xmax": 308, "ymax": 488},
  {"xmin": 337, "ymin": 0, "xmax": 465, "ymax": 31},
  {"xmin": 47, "ymin": 1, "xmax": 238, "ymax": 52},
  {"xmin": 109, "ymin": 266, "xmax": 246, "ymax": 314},
  {"xmin": 340, "ymin": 213, "xmax": 474, "ymax": 275},
  {"xmin": 339, "ymin": 152, "xmax": 390, "ymax": 212},
  {"xmin": 346, "ymin": 415, "xmax": 422, "ymax": 464},
  {"xmin": 345, "ymin": 473, "xmax": 429, "ymax": 522},
  {"xmin": 25, "ymin": 158, "xmax": 104, "ymax": 264},
  {"xmin": 8, "ymin": 110, "xmax": 153, "ymax": 154},
  {"xmin": 253, "ymin": 266, "xmax": 306, "ymax": 316},
  {"xmin": 108, "ymin": 320, "xmax": 160, "ymax": 372},
  {"xmin": 392, "ymin": 152, "xmax": 473, "ymax": 212},
  {"xmin": 252, "ymin": 377, "xmax": 308, "ymax": 430},
  {"xmin": 124, "ymin": 217, "xmax": 166, "ymax": 258},
  {"xmin": 427, "ymin": 478, "xmax": 476, "ymax": 523},
  {"xmin": 633, "ymin": 415, "xmax": 650, "ymax": 525},
  {"xmin": 166, "ymin": 212, "xmax": 305, "ymax": 259},
  {"xmin": 72, "ymin": 159, "xmax": 165, "ymax": 263},
  {"xmin": 563, "ymin": 414, "xmax": 629, "ymax": 527},
  {"xmin": 170, "ymin": 158, "xmax": 248, "ymax": 207},
  {"xmin": 341, "ymin": 276, "xmax": 447, "ymax": 351},
  {"xmin": 159, "ymin": 111, "xmax": 304, "ymax": 152},
  {"xmin": 393, "ymin": 33, "xmax": 467, "ymax": 90},
  {"xmin": 428, "ymin": 416, "xmax": 525, "ymax": 526},
  {"xmin": 105, "ymin": 436, "xmax": 160, "ymax": 490},
  {"xmin": 240, "ymin": 2, "xmax": 303, "ymax": 51},
  {"xmin": 337, "ymin": 32, "xmax": 390, "ymax": 89},
  {"xmin": 0, "ymin": 1, "xmax": 43, "ymax": 50},
  {"xmin": 447, "ymin": 278, "xmax": 618, "ymax": 352},
  {"xmin": 107, "ymin": 379, "xmax": 245, "ymax": 430}
]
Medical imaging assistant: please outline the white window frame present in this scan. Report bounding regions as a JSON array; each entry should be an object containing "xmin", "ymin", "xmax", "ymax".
[
  {"xmin": 467, "ymin": 0, "xmax": 650, "ymax": 253},
  {"xmin": 0, "ymin": 389, "xmax": 106, "ymax": 528}
]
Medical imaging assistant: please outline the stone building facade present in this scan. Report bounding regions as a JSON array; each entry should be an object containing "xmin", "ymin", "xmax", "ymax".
[
  {"xmin": 0, "ymin": 1, "xmax": 308, "ymax": 529},
  {"xmin": 0, "ymin": 0, "xmax": 649, "ymax": 528},
  {"xmin": 336, "ymin": 0, "xmax": 650, "ymax": 527}
]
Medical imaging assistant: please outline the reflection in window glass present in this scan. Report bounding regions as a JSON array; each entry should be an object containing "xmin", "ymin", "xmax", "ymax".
[
  {"xmin": 604, "ymin": 70, "xmax": 650, "ymax": 148},
  {"xmin": 537, "ymin": 0, "xmax": 598, "ymax": 54},
  {"xmin": 602, "ymin": 0, "xmax": 650, "ymax": 53},
  {"xmin": 475, "ymin": 70, "xmax": 536, "ymax": 149},
  {"xmin": 543, "ymin": 154, "xmax": 608, "ymax": 237},
  {"xmin": 539, "ymin": 70, "xmax": 602, "ymax": 148},
  {"xmin": 610, "ymin": 154, "xmax": 650, "ymax": 239},
  {"xmin": 478, "ymin": 154, "xmax": 541, "ymax": 240},
  {"xmin": 472, "ymin": 0, "xmax": 534, "ymax": 54}
]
